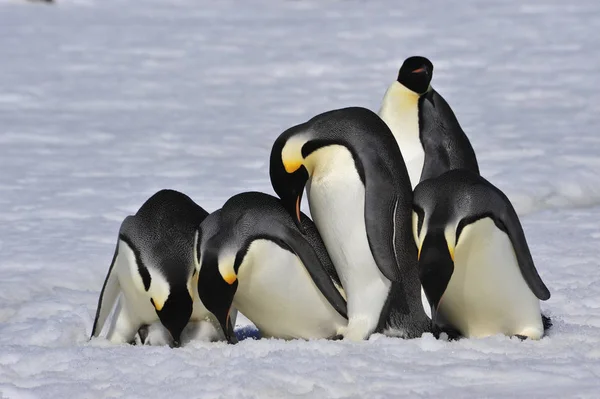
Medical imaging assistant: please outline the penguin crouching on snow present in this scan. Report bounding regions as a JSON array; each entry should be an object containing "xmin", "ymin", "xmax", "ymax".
[
  {"xmin": 413, "ymin": 170, "xmax": 551, "ymax": 340},
  {"xmin": 269, "ymin": 106, "xmax": 431, "ymax": 341},
  {"xmin": 90, "ymin": 189, "xmax": 232, "ymax": 347},
  {"xmin": 378, "ymin": 56, "xmax": 479, "ymax": 189},
  {"xmin": 196, "ymin": 192, "xmax": 347, "ymax": 342}
]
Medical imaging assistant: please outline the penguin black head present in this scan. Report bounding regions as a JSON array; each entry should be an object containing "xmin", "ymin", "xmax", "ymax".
[
  {"xmin": 196, "ymin": 240, "xmax": 239, "ymax": 344},
  {"xmin": 397, "ymin": 56, "xmax": 433, "ymax": 95},
  {"xmin": 153, "ymin": 287, "xmax": 193, "ymax": 348},
  {"xmin": 269, "ymin": 127, "xmax": 313, "ymax": 233},
  {"xmin": 415, "ymin": 225, "xmax": 454, "ymax": 322}
]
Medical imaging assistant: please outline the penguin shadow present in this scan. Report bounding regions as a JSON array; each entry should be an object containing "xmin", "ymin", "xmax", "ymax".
[
  {"xmin": 134, "ymin": 321, "xmax": 261, "ymax": 347},
  {"xmin": 431, "ymin": 313, "xmax": 554, "ymax": 342},
  {"xmin": 234, "ymin": 325, "xmax": 261, "ymax": 341}
]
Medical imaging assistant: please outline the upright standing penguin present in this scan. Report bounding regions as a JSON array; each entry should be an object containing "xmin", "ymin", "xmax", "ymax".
[
  {"xmin": 378, "ymin": 56, "xmax": 479, "ymax": 189},
  {"xmin": 90, "ymin": 189, "xmax": 230, "ymax": 347},
  {"xmin": 270, "ymin": 107, "xmax": 431, "ymax": 341},
  {"xmin": 413, "ymin": 170, "xmax": 551, "ymax": 339},
  {"xmin": 196, "ymin": 192, "xmax": 348, "ymax": 341}
]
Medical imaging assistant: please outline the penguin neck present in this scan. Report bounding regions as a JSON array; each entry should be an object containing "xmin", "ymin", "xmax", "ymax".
[
  {"xmin": 378, "ymin": 81, "xmax": 421, "ymax": 141},
  {"xmin": 303, "ymin": 145, "xmax": 349, "ymax": 184},
  {"xmin": 378, "ymin": 82, "xmax": 424, "ymax": 188}
]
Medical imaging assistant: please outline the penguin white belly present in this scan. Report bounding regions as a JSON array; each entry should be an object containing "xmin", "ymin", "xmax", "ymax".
[
  {"xmin": 114, "ymin": 242, "xmax": 158, "ymax": 324},
  {"xmin": 105, "ymin": 242, "xmax": 158, "ymax": 343},
  {"xmin": 378, "ymin": 82, "xmax": 424, "ymax": 189},
  {"xmin": 306, "ymin": 146, "xmax": 391, "ymax": 341},
  {"xmin": 438, "ymin": 218, "xmax": 543, "ymax": 339},
  {"xmin": 234, "ymin": 239, "xmax": 347, "ymax": 340}
]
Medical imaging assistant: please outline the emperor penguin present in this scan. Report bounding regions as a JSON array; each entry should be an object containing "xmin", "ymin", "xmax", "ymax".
[
  {"xmin": 269, "ymin": 106, "xmax": 431, "ymax": 341},
  {"xmin": 413, "ymin": 170, "xmax": 551, "ymax": 340},
  {"xmin": 196, "ymin": 192, "xmax": 348, "ymax": 342},
  {"xmin": 90, "ymin": 189, "xmax": 232, "ymax": 347},
  {"xmin": 378, "ymin": 56, "xmax": 479, "ymax": 189}
]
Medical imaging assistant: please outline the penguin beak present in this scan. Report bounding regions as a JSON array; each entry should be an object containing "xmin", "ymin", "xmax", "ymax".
[
  {"xmin": 412, "ymin": 65, "xmax": 429, "ymax": 75},
  {"xmin": 273, "ymin": 167, "xmax": 309, "ymax": 234},
  {"xmin": 170, "ymin": 337, "xmax": 181, "ymax": 348},
  {"xmin": 217, "ymin": 308, "xmax": 238, "ymax": 344},
  {"xmin": 285, "ymin": 192, "xmax": 305, "ymax": 233}
]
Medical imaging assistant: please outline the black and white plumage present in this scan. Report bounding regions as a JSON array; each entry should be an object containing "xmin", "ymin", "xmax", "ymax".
[
  {"xmin": 196, "ymin": 192, "xmax": 347, "ymax": 342},
  {"xmin": 90, "ymin": 189, "xmax": 229, "ymax": 347},
  {"xmin": 270, "ymin": 106, "xmax": 431, "ymax": 341},
  {"xmin": 379, "ymin": 56, "xmax": 479, "ymax": 189},
  {"xmin": 413, "ymin": 170, "xmax": 551, "ymax": 339}
]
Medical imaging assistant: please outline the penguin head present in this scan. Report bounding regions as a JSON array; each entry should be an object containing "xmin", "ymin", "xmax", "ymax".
[
  {"xmin": 196, "ymin": 236, "xmax": 239, "ymax": 344},
  {"xmin": 152, "ymin": 286, "xmax": 194, "ymax": 347},
  {"xmin": 269, "ymin": 130, "xmax": 313, "ymax": 233},
  {"xmin": 134, "ymin": 256, "xmax": 195, "ymax": 348},
  {"xmin": 412, "ymin": 208, "xmax": 455, "ymax": 324},
  {"xmin": 397, "ymin": 56, "xmax": 433, "ymax": 95}
]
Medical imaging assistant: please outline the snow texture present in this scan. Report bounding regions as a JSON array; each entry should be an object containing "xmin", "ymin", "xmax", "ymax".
[{"xmin": 1, "ymin": 0, "xmax": 600, "ymax": 397}]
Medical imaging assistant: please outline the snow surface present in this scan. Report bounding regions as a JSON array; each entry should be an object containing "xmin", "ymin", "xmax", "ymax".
[{"xmin": 1, "ymin": 0, "xmax": 600, "ymax": 397}]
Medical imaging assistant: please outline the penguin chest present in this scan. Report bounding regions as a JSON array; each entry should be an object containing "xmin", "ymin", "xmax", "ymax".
[
  {"xmin": 306, "ymin": 148, "xmax": 383, "ymax": 292},
  {"xmin": 114, "ymin": 242, "xmax": 158, "ymax": 324},
  {"xmin": 234, "ymin": 240, "xmax": 346, "ymax": 339},
  {"xmin": 439, "ymin": 218, "xmax": 543, "ymax": 339},
  {"xmin": 378, "ymin": 82, "xmax": 424, "ymax": 188}
]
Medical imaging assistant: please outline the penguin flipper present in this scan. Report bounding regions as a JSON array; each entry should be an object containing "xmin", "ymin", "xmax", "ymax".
[
  {"xmin": 487, "ymin": 187, "xmax": 551, "ymax": 301},
  {"xmin": 299, "ymin": 213, "xmax": 342, "ymax": 286},
  {"xmin": 270, "ymin": 224, "xmax": 348, "ymax": 319},
  {"xmin": 365, "ymin": 175, "xmax": 411, "ymax": 282},
  {"xmin": 90, "ymin": 241, "xmax": 122, "ymax": 339}
]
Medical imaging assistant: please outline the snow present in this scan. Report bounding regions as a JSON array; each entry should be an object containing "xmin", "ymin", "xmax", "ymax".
[{"xmin": 1, "ymin": 0, "xmax": 600, "ymax": 397}]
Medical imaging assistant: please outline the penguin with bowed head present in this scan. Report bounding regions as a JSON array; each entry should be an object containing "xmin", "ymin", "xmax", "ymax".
[
  {"xmin": 90, "ymin": 189, "xmax": 233, "ymax": 347},
  {"xmin": 378, "ymin": 56, "xmax": 479, "ymax": 189},
  {"xmin": 269, "ymin": 106, "xmax": 431, "ymax": 341},
  {"xmin": 196, "ymin": 191, "xmax": 348, "ymax": 341},
  {"xmin": 413, "ymin": 170, "xmax": 551, "ymax": 340}
]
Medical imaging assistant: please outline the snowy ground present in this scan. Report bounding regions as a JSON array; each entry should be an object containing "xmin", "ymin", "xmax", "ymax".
[{"xmin": 1, "ymin": 0, "xmax": 600, "ymax": 397}]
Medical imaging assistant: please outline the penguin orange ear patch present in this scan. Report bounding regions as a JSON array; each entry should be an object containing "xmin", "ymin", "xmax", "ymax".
[
  {"xmin": 223, "ymin": 273, "xmax": 237, "ymax": 285},
  {"xmin": 283, "ymin": 160, "xmax": 303, "ymax": 174}
]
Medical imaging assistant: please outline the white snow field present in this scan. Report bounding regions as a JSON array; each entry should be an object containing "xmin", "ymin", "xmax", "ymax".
[{"xmin": 1, "ymin": 0, "xmax": 600, "ymax": 397}]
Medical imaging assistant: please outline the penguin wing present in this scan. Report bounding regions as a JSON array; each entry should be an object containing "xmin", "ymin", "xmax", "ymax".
[
  {"xmin": 269, "ymin": 224, "xmax": 348, "ymax": 319},
  {"xmin": 90, "ymin": 240, "xmax": 122, "ymax": 339},
  {"xmin": 487, "ymin": 188, "xmax": 551, "ymax": 301},
  {"xmin": 364, "ymin": 171, "xmax": 408, "ymax": 282},
  {"xmin": 300, "ymin": 213, "xmax": 342, "ymax": 287}
]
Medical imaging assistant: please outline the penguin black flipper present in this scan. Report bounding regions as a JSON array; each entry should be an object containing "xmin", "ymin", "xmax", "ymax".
[
  {"xmin": 363, "ymin": 172, "xmax": 405, "ymax": 283},
  {"xmin": 418, "ymin": 89, "xmax": 479, "ymax": 182},
  {"xmin": 300, "ymin": 213, "xmax": 342, "ymax": 287},
  {"xmin": 438, "ymin": 170, "xmax": 550, "ymax": 301},
  {"xmin": 90, "ymin": 238, "xmax": 123, "ymax": 339},
  {"xmin": 260, "ymin": 220, "xmax": 348, "ymax": 319},
  {"xmin": 483, "ymin": 183, "xmax": 551, "ymax": 301}
]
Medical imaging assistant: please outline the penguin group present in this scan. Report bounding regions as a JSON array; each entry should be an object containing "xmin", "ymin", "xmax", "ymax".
[{"xmin": 90, "ymin": 56, "xmax": 551, "ymax": 347}]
